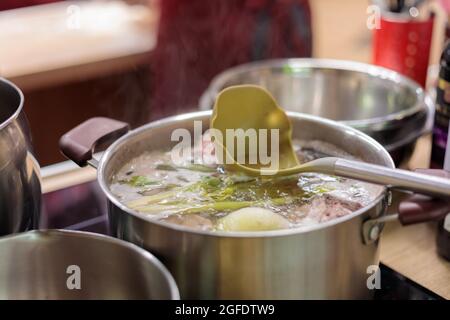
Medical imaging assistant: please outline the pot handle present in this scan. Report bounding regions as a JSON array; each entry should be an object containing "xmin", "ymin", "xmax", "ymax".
[
  {"xmin": 362, "ymin": 196, "xmax": 449, "ymax": 244},
  {"xmin": 362, "ymin": 169, "xmax": 450, "ymax": 244},
  {"xmin": 397, "ymin": 169, "xmax": 450, "ymax": 225},
  {"xmin": 59, "ymin": 117, "xmax": 130, "ymax": 167},
  {"xmin": 398, "ymin": 194, "xmax": 450, "ymax": 225}
]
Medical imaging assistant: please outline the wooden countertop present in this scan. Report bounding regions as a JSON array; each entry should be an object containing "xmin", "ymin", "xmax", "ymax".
[
  {"xmin": 0, "ymin": 0, "xmax": 158, "ymax": 91},
  {"xmin": 379, "ymin": 135, "xmax": 450, "ymax": 299},
  {"xmin": 381, "ymin": 221, "xmax": 450, "ymax": 299}
]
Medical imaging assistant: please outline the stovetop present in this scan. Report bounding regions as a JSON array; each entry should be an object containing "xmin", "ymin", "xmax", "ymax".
[{"xmin": 40, "ymin": 180, "xmax": 442, "ymax": 300}]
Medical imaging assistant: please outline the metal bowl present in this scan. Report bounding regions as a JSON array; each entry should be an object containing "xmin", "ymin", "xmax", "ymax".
[
  {"xmin": 200, "ymin": 58, "xmax": 433, "ymax": 165},
  {"xmin": 0, "ymin": 230, "xmax": 180, "ymax": 299}
]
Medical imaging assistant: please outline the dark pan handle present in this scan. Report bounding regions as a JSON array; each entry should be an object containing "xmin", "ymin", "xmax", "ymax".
[
  {"xmin": 59, "ymin": 117, "xmax": 130, "ymax": 167},
  {"xmin": 398, "ymin": 169, "xmax": 450, "ymax": 225},
  {"xmin": 399, "ymin": 194, "xmax": 450, "ymax": 225}
]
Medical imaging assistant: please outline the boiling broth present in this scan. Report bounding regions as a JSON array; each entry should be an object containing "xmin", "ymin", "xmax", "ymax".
[{"xmin": 110, "ymin": 138, "xmax": 380, "ymax": 231}]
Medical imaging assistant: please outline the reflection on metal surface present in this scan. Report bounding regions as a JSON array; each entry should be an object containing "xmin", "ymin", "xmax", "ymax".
[
  {"xmin": 0, "ymin": 230, "xmax": 179, "ymax": 299},
  {"xmin": 0, "ymin": 78, "xmax": 41, "ymax": 236}
]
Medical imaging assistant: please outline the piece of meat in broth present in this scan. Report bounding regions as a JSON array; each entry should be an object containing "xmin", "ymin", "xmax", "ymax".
[{"xmin": 295, "ymin": 193, "xmax": 362, "ymax": 223}]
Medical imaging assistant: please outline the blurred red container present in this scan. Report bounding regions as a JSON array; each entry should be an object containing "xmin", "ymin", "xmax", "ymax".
[{"xmin": 373, "ymin": 12, "xmax": 434, "ymax": 87}]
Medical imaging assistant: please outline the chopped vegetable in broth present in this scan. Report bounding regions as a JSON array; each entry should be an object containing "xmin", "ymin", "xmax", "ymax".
[{"xmin": 110, "ymin": 138, "xmax": 380, "ymax": 232}]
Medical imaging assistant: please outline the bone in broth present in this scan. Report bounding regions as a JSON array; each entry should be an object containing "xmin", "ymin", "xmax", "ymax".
[{"xmin": 110, "ymin": 136, "xmax": 380, "ymax": 232}]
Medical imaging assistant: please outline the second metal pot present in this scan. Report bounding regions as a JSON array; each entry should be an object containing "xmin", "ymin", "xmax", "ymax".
[
  {"xmin": 199, "ymin": 59, "xmax": 433, "ymax": 165},
  {"xmin": 0, "ymin": 230, "xmax": 179, "ymax": 299}
]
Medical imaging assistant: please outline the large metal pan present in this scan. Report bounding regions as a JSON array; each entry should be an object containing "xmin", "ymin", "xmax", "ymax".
[
  {"xmin": 59, "ymin": 111, "xmax": 441, "ymax": 299},
  {"xmin": 0, "ymin": 230, "xmax": 179, "ymax": 299}
]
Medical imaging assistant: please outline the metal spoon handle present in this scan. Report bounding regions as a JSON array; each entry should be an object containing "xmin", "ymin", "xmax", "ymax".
[{"xmin": 332, "ymin": 158, "xmax": 450, "ymax": 198}]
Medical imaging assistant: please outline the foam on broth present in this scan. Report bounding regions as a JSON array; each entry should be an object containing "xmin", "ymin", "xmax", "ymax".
[{"xmin": 110, "ymin": 138, "xmax": 380, "ymax": 231}]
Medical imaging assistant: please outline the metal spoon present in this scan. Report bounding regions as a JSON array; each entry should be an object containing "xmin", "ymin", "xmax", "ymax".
[{"xmin": 211, "ymin": 85, "xmax": 450, "ymax": 198}]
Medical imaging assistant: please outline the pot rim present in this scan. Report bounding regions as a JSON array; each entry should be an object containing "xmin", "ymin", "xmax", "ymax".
[
  {"xmin": 97, "ymin": 110, "xmax": 395, "ymax": 238},
  {"xmin": 0, "ymin": 77, "xmax": 24, "ymax": 131},
  {"xmin": 384, "ymin": 94, "xmax": 434, "ymax": 151},
  {"xmin": 201, "ymin": 58, "xmax": 427, "ymax": 130},
  {"xmin": 0, "ymin": 229, "xmax": 181, "ymax": 299}
]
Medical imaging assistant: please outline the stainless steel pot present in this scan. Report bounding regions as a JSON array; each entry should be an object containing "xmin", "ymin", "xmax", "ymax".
[
  {"xmin": 199, "ymin": 59, "xmax": 434, "ymax": 166},
  {"xmin": 0, "ymin": 78, "xmax": 41, "ymax": 235},
  {"xmin": 60, "ymin": 111, "xmax": 413, "ymax": 299},
  {"xmin": 0, "ymin": 230, "xmax": 180, "ymax": 299}
]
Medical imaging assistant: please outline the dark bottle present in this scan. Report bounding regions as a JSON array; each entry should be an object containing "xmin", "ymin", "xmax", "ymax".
[
  {"xmin": 437, "ymin": 216, "xmax": 450, "ymax": 261},
  {"xmin": 431, "ymin": 42, "xmax": 450, "ymax": 169},
  {"xmin": 431, "ymin": 42, "xmax": 450, "ymax": 261}
]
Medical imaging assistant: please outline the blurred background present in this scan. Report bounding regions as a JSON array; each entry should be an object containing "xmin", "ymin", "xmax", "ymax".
[{"xmin": 0, "ymin": 0, "xmax": 447, "ymax": 166}]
